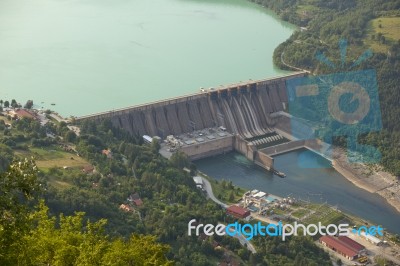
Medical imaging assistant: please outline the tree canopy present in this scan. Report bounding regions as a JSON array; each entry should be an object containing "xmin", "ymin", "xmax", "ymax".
[{"xmin": 0, "ymin": 160, "xmax": 172, "ymax": 266}]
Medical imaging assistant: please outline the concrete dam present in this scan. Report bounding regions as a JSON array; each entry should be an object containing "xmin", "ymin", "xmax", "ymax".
[
  {"xmin": 77, "ymin": 72, "xmax": 304, "ymax": 138},
  {"xmin": 76, "ymin": 72, "xmax": 309, "ymax": 170}
]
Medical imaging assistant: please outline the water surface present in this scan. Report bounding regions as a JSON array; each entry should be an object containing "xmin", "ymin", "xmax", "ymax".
[
  {"xmin": 0, "ymin": 0, "xmax": 294, "ymax": 116},
  {"xmin": 196, "ymin": 150, "xmax": 400, "ymax": 234}
]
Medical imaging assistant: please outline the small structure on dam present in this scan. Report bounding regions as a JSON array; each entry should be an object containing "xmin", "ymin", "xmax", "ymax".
[{"xmin": 75, "ymin": 72, "xmax": 309, "ymax": 172}]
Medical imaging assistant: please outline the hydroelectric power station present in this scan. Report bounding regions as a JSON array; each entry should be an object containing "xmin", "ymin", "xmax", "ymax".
[{"xmin": 76, "ymin": 72, "xmax": 320, "ymax": 173}]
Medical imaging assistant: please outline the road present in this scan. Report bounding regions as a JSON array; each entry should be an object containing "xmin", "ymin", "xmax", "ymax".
[
  {"xmin": 197, "ymin": 176, "xmax": 228, "ymax": 208},
  {"xmin": 347, "ymin": 233, "xmax": 400, "ymax": 265},
  {"xmin": 50, "ymin": 113, "xmax": 67, "ymax": 123},
  {"xmin": 195, "ymin": 176, "xmax": 256, "ymax": 253},
  {"xmin": 36, "ymin": 111, "xmax": 50, "ymax": 126},
  {"xmin": 281, "ymin": 52, "xmax": 310, "ymax": 73},
  {"xmin": 222, "ymin": 225, "xmax": 257, "ymax": 254},
  {"xmin": 251, "ymin": 213, "xmax": 279, "ymax": 226}
]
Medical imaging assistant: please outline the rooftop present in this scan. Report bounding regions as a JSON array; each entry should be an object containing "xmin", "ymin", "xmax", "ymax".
[
  {"xmin": 360, "ymin": 231, "xmax": 382, "ymax": 244},
  {"xmin": 193, "ymin": 176, "xmax": 203, "ymax": 185},
  {"xmin": 253, "ymin": 191, "xmax": 266, "ymax": 198},
  {"xmin": 227, "ymin": 205, "xmax": 250, "ymax": 216},
  {"xmin": 337, "ymin": 236, "xmax": 365, "ymax": 251},
  {"xmin": 320, "ymin": 235, "xmax": 358, "ymax": 258},
  {"xmin": 175, "ymin": 127, "xmax": 233, "ymax": 148},
  {"xmin": 14, "ymin": 109, "xmax": 37, "ymax": 119}
]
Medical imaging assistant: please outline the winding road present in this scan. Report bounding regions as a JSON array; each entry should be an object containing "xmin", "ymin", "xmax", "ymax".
[
  {"xmin": 197, "ymin": 176, "xmax": 228, "ymax": 208},
  {"xmin": 194, "ymin": 176, "xmax": 256, "ymax": 253},
  {"xmin": 281, "ymin": 52, "xmax": 310, "ymax": 73}
]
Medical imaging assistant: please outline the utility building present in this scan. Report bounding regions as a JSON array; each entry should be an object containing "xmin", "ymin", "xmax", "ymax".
[
  {"xmin": 226, "ymin": 205, "xmax": 250, "ymax": 219},
  {"xmin": 319, "ymin": 235, "xmax": 364, "ymax": 260}
]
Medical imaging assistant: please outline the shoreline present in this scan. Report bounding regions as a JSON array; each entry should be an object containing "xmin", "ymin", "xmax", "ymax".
[
  {"xmin": 255, "ymin": 0, "xmax": 400, "ymax": 215},
  {"xmin": 332, "ymin": 152, "xmax": 400, "ymax": 214},
  {"xmin": 275, "ymin": 120, "xmax": 400, "ymax": 215}
]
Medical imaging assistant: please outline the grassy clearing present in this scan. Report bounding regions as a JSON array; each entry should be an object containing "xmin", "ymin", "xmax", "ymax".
[
  {"xmin": 373, "ymin": 17, "xmax": 400, "ymax": 40},
  {"xmin": 271, "ymin": 207, "xmax": 287, "ymax": 216},
  {"xmin": 291, "ymin": 208, "xmax": 310, "ymax": 219},
  {"xmin": 15, "ymin": 146, "xmax": 88, "ymax": 170},
  {"xmin": 365, "ymin": 17, "xmax": 400, "ymax": 53},
  {"xmin": 49, "ymin": 179, "xmax": 74, "ymax": 190},
  {"xmin": 303, "ymin": 207, "xmax": 345, "ymax": 225}
]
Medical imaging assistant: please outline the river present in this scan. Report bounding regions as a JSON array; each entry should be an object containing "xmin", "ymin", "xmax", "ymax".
[
  {"xmin": 196, "ymin": 150, "xmax": 400, "ymax": 234},
  {"xmin": 0, "ymin": 0, "xmax": 294, "ymax": 116}
]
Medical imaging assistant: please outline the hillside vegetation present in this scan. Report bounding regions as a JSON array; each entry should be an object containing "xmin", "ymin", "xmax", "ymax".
[
  {"xmin": 251, "ymin": 0, "xmax": 400, "ymax": 175},
  {"xmin": 0, "ymin": 115, "xmax": 332, "ymax": 265}
]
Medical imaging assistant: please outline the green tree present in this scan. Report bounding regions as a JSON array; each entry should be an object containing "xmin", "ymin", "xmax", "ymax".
[
  {"xmin": 151, "ymin": 138, "xmax": 160, "ymax": 152},
  {"xmin": 170, "ymin": 151, "xmax": 190, "ymax": 169},
  {"xmin": 0, "ymin": 144, "xmax": 13, "ymax": 173},
  {"xmin": 102, "ymin": 235, "xmax": 172, "ymax": 265},
  {"xmin": 4, "ymin": 101, "xmax": 9, "ymax": 108},
  {"xmin": 0, "ymin": 159, "xmax": 173, "ymax": 265},
  {"xmin": 64, "ymin": 130, "xmax": 77, "ymax": 143},
  {"xmin": 16, "ymin": 202, "xmax": 172, "ymax": 265},
  {"xmin": 10, "ymin": 99, "xmax": 17, "ymax": 108},
  {"xmin": 228, "ymin": 191, "xmax": 235, "ymax": 202},
  {"xmin": 0, "ymin": 159, "xmax": 40, "ymax": 264},
  {"xmin": 24, "ymin": 100, "xmax": 33, "ymax": 109}
]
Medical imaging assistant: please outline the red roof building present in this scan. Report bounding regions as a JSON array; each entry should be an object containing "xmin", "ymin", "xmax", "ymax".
[
  {"xmin": 102, "ymin": 149, "xmax": 113, "ymax": 159},
  {"xmin": 14, "ymin": 109, "xmax": 37, "ymax": 120},
  {"xmin": 319, "ymin": 236, "xmax": 360, "ymax": 260},
  {"xmin": 226, "ymin": 205, "xmax": 250, "ymax": 219},
  {"xmin": 133, "ymin": 198, "xmax": 143, "ymax": 207},
  {"xmin": 338, "ymin": 236, "xmax": 365, "ymax": 252},
  {"xmin": 82, "ymin": 165, "xmax": 94, "ymax": 174},
  {"xmin": 119, "ymin": 204, "xmax": 133, "ymax": 212}
]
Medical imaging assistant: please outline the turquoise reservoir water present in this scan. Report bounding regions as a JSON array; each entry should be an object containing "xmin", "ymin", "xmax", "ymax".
[
  {"xmin": 196, "ymin": 150, "xmax": 400, "ymax": 234},
  {"xmin": 0, "ymin": 0, "xmax": 294, "ymax": 116}
]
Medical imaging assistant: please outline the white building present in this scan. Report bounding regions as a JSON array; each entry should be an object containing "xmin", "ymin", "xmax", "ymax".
[
  {"xmin": 360, "ymin": 231, "xmax": 382, "ymax": 246},
  {"xmin": 143, "ymin": 135, "xmax": 153, "ymax": 144},
  {"xmin": 193, "ymin": 176, "xmax": 203, "ymax": 189}
]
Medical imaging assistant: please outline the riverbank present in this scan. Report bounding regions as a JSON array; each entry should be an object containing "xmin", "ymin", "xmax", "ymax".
[
  {"xmin": 275, "ymin": 117, "xmax": 400, "ymax": 214},
  {"xmin": 332, "ymin": 149, "xmax": 400, "ymax": 213}
]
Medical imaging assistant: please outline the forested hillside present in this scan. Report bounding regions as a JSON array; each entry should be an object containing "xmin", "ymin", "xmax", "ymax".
[
  {"xmin": 0, "ymin": 116, "xmax": 332, "ymax": 265},
  {"xmin": 251, "ymin": 0, "xmax": 400, "ymax": 175},
  {"xmin": 0, "ymin": 159, "xmax": 172, "ymax": 265}
]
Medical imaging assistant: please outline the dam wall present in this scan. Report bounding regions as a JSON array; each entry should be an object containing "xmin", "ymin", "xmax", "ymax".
[
  {"xmin": 254, "ymin": 151, "xmax": 274, "ymax": 170},
  {"xmin": 259, "ymin": 140, "xmax": 307, "ymax": 156},
  {"xmin": 76, "ymin": 72, "xmax": 306, "ymax": 139},
  {"xmin": 234, "ymin": 137, "xmax": 256, "ymax": 161}
]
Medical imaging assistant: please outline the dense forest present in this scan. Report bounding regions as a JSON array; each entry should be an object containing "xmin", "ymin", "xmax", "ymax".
[
  {"xmin": 251, "ymin": 0, "xmax": 400, "ymax": 175},
  {"xmin": 0, "ymin": 159, "xmax": 172, "ymax": 265}
]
